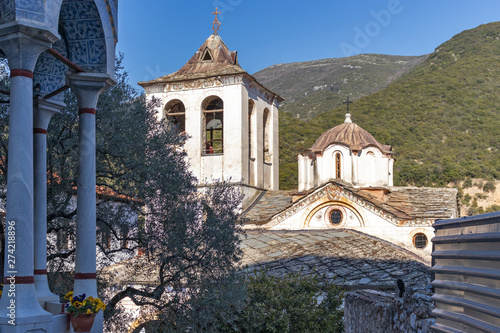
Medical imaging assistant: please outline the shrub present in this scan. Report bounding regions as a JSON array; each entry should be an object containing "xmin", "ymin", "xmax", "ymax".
[
  {"xmin": 475, "ymin": 193, "xmax": 488, "ymax": 200},
  {"xmin": 238, "ymin": 270, "xmax": 345, "ymax": 333},
  {"xmin": 169, "ymin": 270, "xmax": 345, "ymax": 333},
  {"xmin": 463, "ymin": 193, "xmax": 471, "ymax": 204},
  {"xmin": 462, "ymin": 178, "xmax": 473, "ymax": 189},
  {"xmin": 483, "ymin": 181, "xmax": 496, "ymax": 193}
]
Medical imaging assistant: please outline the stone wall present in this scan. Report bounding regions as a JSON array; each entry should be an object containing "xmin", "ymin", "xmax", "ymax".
[
  {"xmin": 393, "ymin": 287, "xmax": 436, "ymax": 333},
  {"xmin": 344, "ymin": 287, "xmax": 435, "ymax": 333}
]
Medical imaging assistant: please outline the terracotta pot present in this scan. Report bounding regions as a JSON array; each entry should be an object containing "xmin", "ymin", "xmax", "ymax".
[{"xmin": 69, "ymin": 313, "xmax": 96, "ymax": 332}]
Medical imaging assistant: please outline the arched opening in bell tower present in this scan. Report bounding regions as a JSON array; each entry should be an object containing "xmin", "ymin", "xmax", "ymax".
[
  {"xmin": 164, "ymin": 99, "xmax": 186, "ymax": 134},
  {"xmin": 263, "ymin": 108, "xmax": 271, "ymax": 163},
  {"xmin": 202, "ymin": 96, "xmax": 224, "ymax": 154}
]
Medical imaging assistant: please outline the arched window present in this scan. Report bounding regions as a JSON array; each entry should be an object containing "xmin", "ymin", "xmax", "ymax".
[
  {"xmin": 202, "ymin": 96, "xmax": 223, "ymax": 154},
  {"xmin": 335, "ymin": 152, "xmax": 341, "ymax": 179},
  {"xmin": 248, "ymin": 100, "xmax": 255, "ymax": 159},
  {"xmin": 263, "ymin": 108, "xmax": 271, "ymax": 163},
  {"xmin": 164, "ymin": 99, "xmax": 185, "ymax": 134}
]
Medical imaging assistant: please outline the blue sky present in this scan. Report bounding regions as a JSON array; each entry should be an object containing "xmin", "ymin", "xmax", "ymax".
[{"xmin": 117, "ymin": 1, "xmax": 500, "ymax": 91}]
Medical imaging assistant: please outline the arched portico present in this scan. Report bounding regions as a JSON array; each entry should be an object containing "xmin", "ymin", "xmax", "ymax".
[{"xmin": 0, "ymin": 1, "xmax": 117, "ymax": 332}]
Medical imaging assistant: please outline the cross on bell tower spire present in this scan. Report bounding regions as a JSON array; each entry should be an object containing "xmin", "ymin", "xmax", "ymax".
[{"xmin": 212, "ymin": 7, "xmax": 221, "ymax": 32}]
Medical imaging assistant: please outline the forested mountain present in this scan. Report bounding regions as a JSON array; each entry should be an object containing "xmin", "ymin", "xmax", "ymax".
[
  {"xmin": 275, "ymin": 22, "xmax": 500, "ymax": 190},
  {"xmin": 253, "ymin": 54, "xmax": 426, "ymax": 120}
]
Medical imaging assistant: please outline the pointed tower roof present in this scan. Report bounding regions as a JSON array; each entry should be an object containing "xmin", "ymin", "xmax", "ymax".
[
  {"xmin": 139, "ymin": 33, "xmax": 246, "ymax": 84},
  {"xmin": 308, "ymin": 113, "xmax": 393, "ymax": 154}
]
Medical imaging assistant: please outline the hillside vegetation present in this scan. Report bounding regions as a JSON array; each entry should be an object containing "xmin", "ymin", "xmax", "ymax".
[
  {"xmin": 278, "ymin": 22, "xmax": 500, "ymax": 190},
  {"xmin": 253, "ymin": 54, "xmax": 426, "ymax": 120}
]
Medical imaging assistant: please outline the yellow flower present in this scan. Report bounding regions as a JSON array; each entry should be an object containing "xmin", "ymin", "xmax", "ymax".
[
  {"xmin": 73, "ymin": 301, "xmax": 82, "ymax": 308},
  {"xmin": 86, "ymin": 296, "xmax": 94, "ymax": 302},
  {"xmin": 64, "ymin": 291, "xmax": 73, "ymax": 300},
  {"xmin": 86, "ymin": 308, "xmax": 92, "ymax": 314}
]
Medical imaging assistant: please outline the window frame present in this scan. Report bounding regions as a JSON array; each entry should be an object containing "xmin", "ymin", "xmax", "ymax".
[{"xmin": 202, "ymin": 96, "xmax": 224, "ymax": 155}]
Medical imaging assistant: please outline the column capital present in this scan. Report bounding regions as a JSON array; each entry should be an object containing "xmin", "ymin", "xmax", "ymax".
[
  {"xmin": 67, "ymin": 73, "xmax": 116, "ymax": 110},
  {"xmin": 0, "ymin": 32, "xmax": 52, "ymax": 71},
  {"xmin": 34, "ymin": 97, "xmax": 64, "ymax": 131}
]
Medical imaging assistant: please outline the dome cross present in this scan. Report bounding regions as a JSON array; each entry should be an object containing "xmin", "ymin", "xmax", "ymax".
[{"xmin": 343, "ymin": 96, "xmax": 353, "ymax": 113}]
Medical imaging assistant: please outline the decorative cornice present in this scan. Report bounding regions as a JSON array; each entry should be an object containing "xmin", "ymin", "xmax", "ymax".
[
  {"xmin": 268, "ymin": 182, "xmax": 433, "ymax": 228},
  {"xmin": 143, "ymin": 74, "xmax": 245, "ymax": 94}
]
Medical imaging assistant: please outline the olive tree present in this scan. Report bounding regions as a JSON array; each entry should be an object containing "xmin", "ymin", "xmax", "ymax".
[{"xmin": 0, "ymin": 56, "xmax": 244, "ymax": 331}]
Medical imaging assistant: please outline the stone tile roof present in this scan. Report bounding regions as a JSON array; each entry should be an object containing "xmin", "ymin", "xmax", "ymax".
[
  {"xmin": 243, "ymin": 190, "xmax": 295, "ymax": 225},
  {"xmin": 307, "ymin": 117, "xmax": 393, "ymax": 154},
  {"xmin": 243, "ymin": 182, "xmax": 458, "ymax": 226},
  {"xmin": 383, "ymin": 187, "xmax": 458, "ymax": 219},
  {"xmin": 103, "ymin": 229, "xmax": 430, "ymax": 290},
  {"xmin": 139, "ymin": 33, "xmax": 246, "ymax": 85},
  {"xmin": 137, "ymin": 33, "xmax": 284, "ymax": 102},
  {"xmin": 240, "ymin": 230, "xmax": 430, "ymax": 289}
]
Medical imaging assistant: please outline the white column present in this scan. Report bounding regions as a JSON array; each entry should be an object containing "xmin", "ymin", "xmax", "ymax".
[
  {"xmin": 298, "ymin": 155, "xmax": 305, "ymax": 192},
  {"xmin": 316, "ymin": 154, "xmax": 324, "ymax": 186},
  {"xmin": 67, "ymin": 73, "xmax": 114, "ymax": 333},
  {"xmin": 0, "ymin": 34, "xmax": 54, "ymax": 331},
  {"xmin": 352, "ymin": 151, "xmax": 359, "ymax": 186},
  {"xmin": 389, "ymin": 158, "xmax": 394, "ymax": 187},
  {"xmin": 33, "ymin": 97, "xmax": 64, "ymax": 304}
]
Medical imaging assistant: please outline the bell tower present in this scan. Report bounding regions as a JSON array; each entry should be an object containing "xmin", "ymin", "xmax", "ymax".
[{"xmin": 139, "ymin": 18, "xmax": 283, "ymax": 204}]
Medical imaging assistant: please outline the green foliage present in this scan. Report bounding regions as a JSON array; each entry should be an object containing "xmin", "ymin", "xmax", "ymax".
[
  {"xmin": 161, "ymin": 271, "xmax": 345, "ymax": 333},
  {"xmin": 463, "ymin": 193, "xmax": 472, "ymax": 204},
  {"xmin": 0, "ymin": 55, "xmax": 244, "ymax": 331},
  {"xmin": 468, "ymin": 204, "xmax": 500, "ymax": 216},
  {"xmin": 485, "ymin": 205, "xmax": 500, "ymax": 213},
  {"xmin": 483, "ymin": 181, "xmax": 496, "ymax": 193},
  {"xmin": 463, "ymin": 178, "xmax": 473, "ymax": 188},
  {"xmin": 239, "ymin": 271, "xmax": 344, "ymax": 333},
  {"xmin": 278, "ymin": 22, "xmax": 500, "ymax": 189},
  {"xmin": 475, "ymin": 193, "xmax": 488, "ymax": 200},
  {"xmin": 255, "ymin": 54, "xmax": 427, "ymax": 120}
]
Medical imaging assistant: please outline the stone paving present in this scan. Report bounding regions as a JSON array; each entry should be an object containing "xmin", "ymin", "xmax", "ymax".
[{"xmin": 239, "ymin": 229, "xmax": 431, "ymax": 290}]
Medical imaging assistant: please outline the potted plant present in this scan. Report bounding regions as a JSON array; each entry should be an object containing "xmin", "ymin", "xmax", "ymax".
[{"xmin": 64, "ymin": 291, "xmax": 106, "ymax": 332}]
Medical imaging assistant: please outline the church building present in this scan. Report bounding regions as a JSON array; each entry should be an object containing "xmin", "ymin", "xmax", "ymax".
[
  {"xmin": 298, "ymin": 111, "xmax": 394, "ymax": 191},
  {"xmin": 139, "ymin": 27, "xmax": 282, "ymax": 205},
  {"xmin": 244, "ymin": 108, "xmax": 458, "ymax": 261},
  {"xmin": 139, "ymin": 16, "xmax": 458, "ymax": 262}
]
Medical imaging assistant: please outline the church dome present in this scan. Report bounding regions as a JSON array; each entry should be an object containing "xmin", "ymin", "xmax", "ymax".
[{"xmin": 309, "ymin": 113, "xmax": 392, "ymax": 154}]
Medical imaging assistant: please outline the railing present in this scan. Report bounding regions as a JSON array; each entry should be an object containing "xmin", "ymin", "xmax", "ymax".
[{"xmin": 431, "ymin": 211, "xmax": 500, "ymax": 332}]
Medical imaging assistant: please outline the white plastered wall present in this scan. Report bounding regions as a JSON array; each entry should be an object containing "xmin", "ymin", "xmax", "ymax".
[
  {"xmin": 298, "ymin": 144, "xmax": 394, "ymax": 191},
  {"xmin": 145, "ymin": 76, "xmax": 279, "ymax": 191},
  {"xmin": 271, "ymin": 192, "xmax": 434, "ymax": 261}
]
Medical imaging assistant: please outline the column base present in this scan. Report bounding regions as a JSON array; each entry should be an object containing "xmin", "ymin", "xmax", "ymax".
[
  {"xmin": 0, "ymin": 315, "xmax": 53, "ymax": 333},
  {"xmin": 0, "ymin": 284, "xmax": 53, "ymax": 329},
  {"xmin": 35, "ymin": 275, "xmax": 60, "ymax": 305}
]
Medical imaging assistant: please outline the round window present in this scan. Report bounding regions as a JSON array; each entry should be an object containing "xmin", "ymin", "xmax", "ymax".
[
  {"xmin": 330, "ymin": 210, "xmax": 343, "ymax": 225},
  {"xmin": 413, "ymin": 233, "xmax": 428, "ymax": 249}
]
